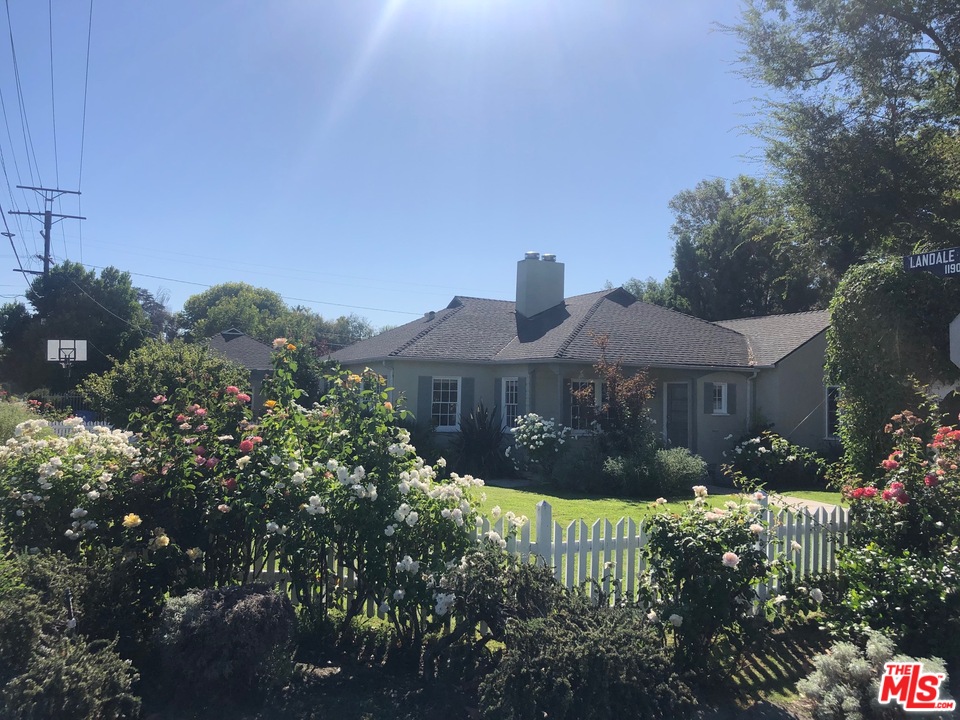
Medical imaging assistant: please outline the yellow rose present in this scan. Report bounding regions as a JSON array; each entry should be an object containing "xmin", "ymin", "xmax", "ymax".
[
  {"xmin": 154, "ymin": 534, "xmax": 170, "ymax": 548},
  {"xmin": 286, "ymin": 343, "xmax": 297, "ymax": 351},
  {"xmin": 383, "ymin": 401, "xmax": 393, "ymax": 411},
  {"xmin": 264, "ymin": 400, "xmax": 277, "ymax": 409},
  {"xmin": 122, "ymin": 513, "xmax": 142, "ymax": 528}
]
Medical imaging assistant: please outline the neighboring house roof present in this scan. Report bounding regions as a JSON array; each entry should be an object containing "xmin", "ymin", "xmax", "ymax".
[
  {"xmin": 207, "ymin": 328, "xmax": 274, "ymax": 371},
  {"xmin": 715, "ymin": 310, "xmax": 830, "ymax": 366},
  {"xmin": 332, "ymin": 289, "xmax": 764, "ymax": 369}
]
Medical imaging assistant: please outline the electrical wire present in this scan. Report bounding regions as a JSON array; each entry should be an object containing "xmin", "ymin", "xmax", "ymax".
[
  {"xmin": 4, "ymin": 0, "xmax": 42, "ymax": 190},
  {"xmin": 75, "ymin": 262, "xmax": 423, "ymax": 317},
  {"xmin": 77, "ymin": 0, "xmax": 93, "ymax": 263}
]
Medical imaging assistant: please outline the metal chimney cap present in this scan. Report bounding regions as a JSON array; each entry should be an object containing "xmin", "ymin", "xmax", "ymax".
[
  {"xmin": 524, "ymin": 251, "xmax": 540, "ymax": 260},
  {"xmin": 542, "ymin": 253, "xmax": 557, "ymax": 262}
]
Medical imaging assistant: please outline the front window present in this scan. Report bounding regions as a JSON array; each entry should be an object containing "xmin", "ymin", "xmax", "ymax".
[
  {"xmin": 826, "ymin": 386, "xmax": 841, "ymax": 438},
  {"xmin": 432, "ymin": 377, "xmax": 460, "ymax": 430},
  {"xmin": 502, "ymin": 378, "xmax": 519, "ymax": 429},
  {"xmin": 571, "ymin": 380, "xmax": 595, "ymax": 430},
  {"xmin": 712, "ymin": 383, "xmax": 728, "ymax": 415}
]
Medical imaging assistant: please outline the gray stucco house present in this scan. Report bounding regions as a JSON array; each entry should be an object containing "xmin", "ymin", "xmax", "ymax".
[{"xmin": 331, "ymin": 253, "xmax": 833, "ymax": 466}]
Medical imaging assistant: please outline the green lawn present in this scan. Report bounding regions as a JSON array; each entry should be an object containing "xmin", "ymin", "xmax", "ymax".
[
  {"xmin": 479, "ymin": 484, "xmax": 730, "ymax": 537},
  {"xmin": 775, "ymin": 488, "xmax": 846, "ymax": 506},
  {"xmin": 478, "ymin": 484, "xmax": 845, "ymax": 538}
]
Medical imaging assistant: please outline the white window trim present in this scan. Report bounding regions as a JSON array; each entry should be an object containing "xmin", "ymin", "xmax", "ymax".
[
  {"xmin": 825, "ymin": 385, "xmax": 841, "ymax": 439},
  {"xmin": 432, "ymin": 376, "xmax": 461, "ymax": 432},
  {"xmin": 502, "ymin": 377, "xmax": 519, "ymax": 431},
  {"xmin": 712, "ymin": 382, "xmax": 729, "ymax": 415}
]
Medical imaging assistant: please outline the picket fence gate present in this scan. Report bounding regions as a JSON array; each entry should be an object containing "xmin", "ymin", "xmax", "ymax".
[{"xmin": 259, "ymin": 497, "xmax": 849, "ymax": 614}]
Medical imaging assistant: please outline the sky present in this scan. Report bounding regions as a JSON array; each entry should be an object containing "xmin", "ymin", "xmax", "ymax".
[{"xmin": 0, "ymin": 0, "xmax": 764, "ymax": 332}]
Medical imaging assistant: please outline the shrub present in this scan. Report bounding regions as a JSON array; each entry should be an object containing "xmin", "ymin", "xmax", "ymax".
[
  {"xmin": 80, "ymin": 338, "xmax": 249, "ymax": 430},
  {"xmin": 0, "ymin": 399, "xmax": 33, "ymax": 441},
  {"xmin": 797, "ymin": 630, "xmax": 949, "ymax": 720},
  {"xmin": 479, "ymin": 598, "xmax": 696, "ymax": 720},
  {"xmin": 154, "ymin": 584, "xmax": 297, "ymax": 702},
  {"xmin": 2, "ymin": 635, "xmax": 141, "ymax": 720},
  {"xmin": 834, "ymin": 410, "xmax": 960, "ymax": 665},
  {"xmin": 653, "ymin": 447, "xmax": 707, "ymax": 496},
  {"xmin": 723, "ymin": 430, "xmax": 828, "ymax": 490},
  {"xmin": 451, "ymin": 402, "xmax": 510, "ymax": 478},
  {"xmin": 639, "ymin": 487, "xmax": 791, "ymax": 670},
  {"xmin": 510, "ymin": 413, "xmax": 572, "ymax": 478}
]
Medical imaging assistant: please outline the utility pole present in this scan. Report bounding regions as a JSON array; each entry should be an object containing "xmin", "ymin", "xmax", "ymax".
[{"xmin": 9, "ymin": 186, "xmax": 85, "ymax": 276}]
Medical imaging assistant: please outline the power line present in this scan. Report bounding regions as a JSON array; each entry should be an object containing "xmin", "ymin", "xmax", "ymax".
[
  {"xmin": 5, "ymin": 0, "xmax": 42, "ymax": 191},
  {"xmin": 77, "ymin": 0, "xmax": 93, "ymax": 263},
  {"xmin": 76, "ymin": 262, "xmax": 423, "ymax": 316}
]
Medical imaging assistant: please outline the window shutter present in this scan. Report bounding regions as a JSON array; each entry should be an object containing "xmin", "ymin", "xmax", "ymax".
[
  {"xmin": 460, "ymin": 377, "xmax": 475, "ymax": 422},
  {"xmin": 728, "ymin": 384, "xmax": 737, "ymax": 415},
  {"xmin": 417, "ymin": 376, "xmax": 432, "ymax": 428},
  {"xmin": 562, "ymin": 379, "xmax": 572, "ymax": 425},
  {"xmin": 517, "ymin": 376, "xmax": 527, "ymax": 416},
  {"xmin": 494, "ymin": 378, "xmax": 502, "ymax": 425},
  {"xmin": 703, "ymin": 383, "xmax": 714, "ymax": 414}
]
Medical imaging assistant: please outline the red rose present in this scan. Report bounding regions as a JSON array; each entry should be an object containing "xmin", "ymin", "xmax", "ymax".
[
  {"xmin": 239, "ymin": 439, "xmax": 254, "ymax": 453},
  {"xmin": 924, "ymin": 474, "xmax": 938, "ymax": 487},
  {"xmin": 223, "ymin": 478, "xmax": 237, "ymax": 491},
  {"xmin": 863, "ymin": 487, "xmax": 877, "ymax": 498}
]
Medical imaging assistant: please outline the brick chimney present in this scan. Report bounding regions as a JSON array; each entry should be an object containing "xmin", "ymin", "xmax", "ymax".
[{"xmin": 516, "ymin": 252, "xmax": 564, "ymax": 318}]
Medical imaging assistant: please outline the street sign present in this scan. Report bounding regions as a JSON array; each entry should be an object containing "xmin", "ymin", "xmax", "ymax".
[{"xmin": 903, "ymin": 247, "xmax": 960, "ymax": 276}]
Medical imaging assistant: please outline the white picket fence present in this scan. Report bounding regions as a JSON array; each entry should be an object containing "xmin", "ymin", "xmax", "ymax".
[
  {"xmin": 475, "ymin": 498, "xmax": 849, "ymax": 603},
  {"xmin": 46, "ymin": 421, "xmax": 113, "ymax": 437},
  {"xmin": 259, "ymin": 497, "xmax": 848, "ymax": 613}
]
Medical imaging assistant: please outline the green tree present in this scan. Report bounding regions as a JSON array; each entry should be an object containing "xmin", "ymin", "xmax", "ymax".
[
  {"xmin": 178, "ymin": 283, "xmax": 290, "ymax": 343},
  {"xmin": 80, "ymin": 339, "xmax": 249, "ymax": 430},
  {"xmin": 733, "ymin": 1, "xmax": 960, "ymax": 285},
  {"xmin": 825, "ymin": 258, "xmax": 960, "ymax": 480},
  {"xmin": 625, "ymin": 176, "xmax": 820, "ymax": 320},
  {"xmin": 0, "ymin": 262, "xmax": 150, "ymax": 392}
]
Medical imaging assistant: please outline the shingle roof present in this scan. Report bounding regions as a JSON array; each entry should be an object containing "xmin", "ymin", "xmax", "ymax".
[
  {"xmin": 715, "ymin": 310, "xmax": 830, "ymax": 366},
  {"xmin": 207, "ymin": 329, "xmax": 274, "ymax": 371},
  {"xmin": 332, "ymin": 290, "xmax": 759, "ymax": 369}
]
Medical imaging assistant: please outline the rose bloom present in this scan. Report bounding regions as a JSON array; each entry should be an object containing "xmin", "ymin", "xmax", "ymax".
[
  {"xmin": 862, "ymin": 487, "xmax": 878, "ymax": 498},
  {"xmin": 264, "ymin": 400, "xmax": 277, "ymax": 409},
  {"xmin": 383, "ymin": 401, "xmax": 393, "ymax": 411},
  {"xmin": 272, "ymin": 337, "xmax": 288, "ymax": 349},
  {"xmin": 225, "ymin": 386, "xmax": 239, "ymax": 395},
  {"xmin": 722, "ymin": 551, "xmax": 740, "ymax": 568},
  {"xmin": 239, "ymin": 439, "xmax": 254, "ymax": 453},
  {"xmin": 217, "ymin": 504, "xmax": 231, "ymax": 513},
  {"xmin": 152, "ymin": 394, "xmax": 167, "ymax": 404},
  {"xmin": 237, "ymin": 393, "xmax": 251, "ymax": 403},
  {"xmin": 122, "ymin": 513, "xmax": 142, "ymax": 528}
]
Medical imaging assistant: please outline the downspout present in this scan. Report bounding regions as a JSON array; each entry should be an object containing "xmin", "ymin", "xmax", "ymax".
[{"xmin": 747, "ymin": 370, "xmax": 759, "ymax": 431}]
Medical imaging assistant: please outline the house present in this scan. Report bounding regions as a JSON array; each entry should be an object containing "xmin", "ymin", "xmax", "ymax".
[
  {"xmin": 207, "ymin": 328, "xmax": 274, "ymax": 410},
  {"xmin": 331, "ymin": 253, "xmax": 833, "ymax": 466}
]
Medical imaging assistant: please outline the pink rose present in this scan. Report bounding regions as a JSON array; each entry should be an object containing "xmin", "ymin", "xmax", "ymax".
[{"xmin": 225, "ymin": 386, "xmax": 239, "ymax": 395}]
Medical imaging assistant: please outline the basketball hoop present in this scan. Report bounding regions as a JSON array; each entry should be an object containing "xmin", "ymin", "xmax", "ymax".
[{"xmin": 46, "ymin": 340, "xmax": 87, "ymax": 377}]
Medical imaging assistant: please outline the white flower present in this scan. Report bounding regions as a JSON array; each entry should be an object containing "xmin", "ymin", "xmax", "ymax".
[
  {"xmin": 810, "ymin": 588, "xmax": 823, "ymax": 604},
  {"xmin": 668, "ymin": 614, "xmax": 683, "ymax": 627},
  {"xmin": 86, "ymin": 490, "xmax": 100, "ymax": 501},
  {"xmin": 266, "ymin": 521, "xmax": 280, "ymax": 534},
  {"xmin": 749, "ymin": 523, "xmax": 764, "ymax": 534},
  {"xmin": 773, "ymin": 594, "xmax": 787, "ymax": 605},
  {"xmin": 237, "ymin": 456, "xmax": 251, "ymax": 469},
  {"xmin": 655, "ymin": 497, "xmax": 667, "ymax": 505},
  {"xmin": 490, "ymin": 505, "xmax": 502, "ymax": 520},
  {"xmin": 791, "ymin": 540, "xmax": 802, "ymax": 553},
  {"xmin": 70, "ymin": 507, "xmax": 88, "ymax": 519},
  {"xmin": 393, "ymin": 589, "xmax": 405, "ymax": 601},
  {"xmin": 436, "ymin": 457, "xmax": 446, "ymax": 468},
  {"xmin": 379, "ymin": 601, "xmax": 391, "ymax": 614},
  {"xmin": 692, "ymin": 485, "xmax": 708, "ymax": 498},
  {"xmin": 722, "ymin": 552, "xmax": 740, "ymax": 568},
  {"xmin": 270, "ymin": 455, "xmax": 281, "ymax": 466},
  {"xmin": 394, "ymin": 503, "xmax": 411, "ymax": 521},
  {"xmin": 404, "ymin": 511, "xmax": 419, "ymax": 527},
  {"xmin": 646, "ymin": 609, "xmax": 659, "ymax": 623},
  {"xmin": 384, "ymin": 524, "xmax": 396, "ymax": 536}
]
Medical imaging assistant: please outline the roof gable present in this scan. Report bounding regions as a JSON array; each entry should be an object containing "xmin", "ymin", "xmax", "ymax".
[
  {"xmin": 715, "ymin": 310, "xmax": 830, "ymax": 365},
  {"xmin": 207, "ymin": 328, "xmax": 275, "ymax": 371}
]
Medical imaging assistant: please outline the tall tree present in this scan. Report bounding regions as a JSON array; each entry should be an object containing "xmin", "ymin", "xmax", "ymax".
[
  {"xmin": 0, "ymin": 262, "xmax": 150, "ymax": 392},
  {"xmin": 625, "ymin": 176, "xmax": 820, "ymax": 320},
  {"xmin": 734, "ymin": 1, "xmax": 960, "ymax": 285}
]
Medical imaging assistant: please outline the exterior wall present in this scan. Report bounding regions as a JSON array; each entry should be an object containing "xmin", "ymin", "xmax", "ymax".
[
  {"xmin": 755, "ymin": 332, "xmax": 830, "ymax": 450},
  {"xmin": 340, "ymin": 360, "xmax": 532, "ymax": 430}
]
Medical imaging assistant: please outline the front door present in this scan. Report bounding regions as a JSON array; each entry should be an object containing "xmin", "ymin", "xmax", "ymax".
[{"xmin": 665, "ymin": 382, "xmax": 690, "ymax": 449}]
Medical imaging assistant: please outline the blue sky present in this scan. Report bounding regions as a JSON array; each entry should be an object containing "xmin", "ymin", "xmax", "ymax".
[{"xmin": 0, "ymin": 1, "xmax": 763, "ymax": 331}]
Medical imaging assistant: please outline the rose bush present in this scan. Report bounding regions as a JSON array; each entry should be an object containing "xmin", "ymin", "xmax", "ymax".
[
  {"xmin": 834, "ymin": 410, "xmax": 960, "ymax": 664},
  {"xmin": 0, "ymin": 343, "xmax": 486, "ymax": 658},
  {"xmin": 638, "ymin": 487, "xmax": 801, "ymax": 669},
  {"xmin": 508, "ymin": 413, "xmax": 572, "ymax": 478}
]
